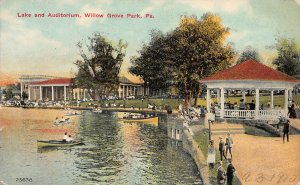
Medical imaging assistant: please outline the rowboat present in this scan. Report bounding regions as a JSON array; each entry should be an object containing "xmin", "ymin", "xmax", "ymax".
[
  {"xmin": 53, "ymin": 118, "xmax": 71, "ymax": 126},
  {"xmin": 122, "ymin": 116, "xmax": 159, "ymax": 123},
  {"xmin": 37, "ymin": 140, "xmax": 84, "ymax": 148},
  {"xmin": 92, "ymin": 109, "xmax": 102, "ymax": 113},
  {"xmin": 64, "ymin": 112, "xmax": 81, "ymax": 116}
]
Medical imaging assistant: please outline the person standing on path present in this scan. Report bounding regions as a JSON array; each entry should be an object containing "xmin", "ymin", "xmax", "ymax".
[
  {"xmin": 217, "ymin": 161, "xmax": 226, "ymax": 185},
  {"xmin": 219, "ymin": 137, "xmax": 227, "ymax": 161},
  {"xmin": 283, "ymin": 120, "xmax": 290, "ymax": 143},
  {"xmin": 226, "ymin": 159, "xmax": 236, "ymax": 185},
  {"xmin": 288, "ymin": 104, "xmax": 297, "ymax": 119},
  {"xmin": 225, "ymin": 133, "xmax": 233, "ymax": 159},
  {"xmin": 207, "ymin": 140, "xmax": 216, "ymax": 169}
]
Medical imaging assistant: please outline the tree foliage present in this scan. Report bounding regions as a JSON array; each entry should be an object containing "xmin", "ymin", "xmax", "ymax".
[
  {"xmin": 74, "ymin": 33, "xmax": 127, "ymax": 100},
  {"xmin": 130, "ymin": 13, "xmax": 235, "ymax": 106},
  {"xmin": 272, "ymin": 38, "xmax": 300, "ymax": 76},
  {"xmin": 3, "ymin": 83, "xmax": 20, "ymax": 100},
  {"xmin": 129, "ymin": 30, "xmax": 173, "ymax": 94},
  {"xmin": 237, "ymin": 45, "xmax": 261, "ymax": 64}
]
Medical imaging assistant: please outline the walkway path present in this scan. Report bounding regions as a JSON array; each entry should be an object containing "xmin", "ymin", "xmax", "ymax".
[
  {"xmin": 212, "ymin": 134, "xmax": 300, "ymax": 185},
  {"xmin": 190, "ymin": 121, "xmax": 300, "ymax": 185}
]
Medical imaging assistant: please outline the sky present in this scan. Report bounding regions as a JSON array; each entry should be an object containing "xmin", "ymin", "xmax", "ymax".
[{"xmin": 0, "ymin": 0, "xmax": 300, "ymax": 85}]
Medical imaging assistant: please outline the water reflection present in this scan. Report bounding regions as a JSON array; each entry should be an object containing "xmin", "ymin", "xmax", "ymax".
[{"xmin": 0, "ymin": 108, "xmax": 202, "ymax": 185}]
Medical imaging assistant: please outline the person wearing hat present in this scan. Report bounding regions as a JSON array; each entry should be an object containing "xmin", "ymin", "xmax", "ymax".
[
  {"xmin": 283, "ymin": 119, "xmax": 290, "ymax": 143},
  {"xmin": 219, "ymin": 137, "xmax": 227, "ymax": 161},
  {"xmin": 217, "ymin": 161, "xmax": 226, "ymax": 185},
  {"xmin": 225, "ymin": 133, "xmax": 233, "ymax": 159},
  {"xmin": 226, "ymin": 159, "xmax": 236, "ymax": 185}
]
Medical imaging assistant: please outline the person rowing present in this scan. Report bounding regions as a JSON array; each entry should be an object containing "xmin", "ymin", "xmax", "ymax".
[
  {"xmin": 54, "ymin": 117, "xmax": 59, "ymax": 125},
  {"xmin": 66, "ymin": 135, "xmax": 73, "ymax": 143},
  {"xmin": 62, "ymin": 132, "xmax": 68, "ymax": 142}
]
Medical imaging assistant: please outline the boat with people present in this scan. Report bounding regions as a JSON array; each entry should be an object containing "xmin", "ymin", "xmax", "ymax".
[
  {"xmin": 64, "ymin": 111, "xmax": 81, "ymax": 116},
  {"xmin": 121, "ymin": 113, "xmax": 159, "ymax": 123},
  {"xmin": 92, "ymin": 108, "xmax": 102, "ymax": 113},
  {"xmin": 37, "ymin": 140, "xmax": 84, "ymax": 148},
  {"xmin": 53, "ymin": 117, "xmax": 71, "ymax": 126}
]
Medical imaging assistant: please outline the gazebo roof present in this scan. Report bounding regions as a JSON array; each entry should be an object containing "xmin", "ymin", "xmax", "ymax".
[
  {"xmin": 202, "ymin": 60, "xmax": 300, "ymax": 83},
  {"xmin": 30, "ymin": 78, "xmax": 73, "ymax": 85}
]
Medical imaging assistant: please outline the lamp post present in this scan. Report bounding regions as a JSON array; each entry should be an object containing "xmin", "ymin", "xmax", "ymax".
[
  {"xmin": 142, "ymin": 97, "xmax": 144, "ymax": 110},
  {"xmin": 208, "ymin": 120, "xmax": 212, "ymax": 142}
]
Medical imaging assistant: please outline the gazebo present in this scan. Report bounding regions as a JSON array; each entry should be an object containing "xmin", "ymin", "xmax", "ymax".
[{"xmin": 201, "ymin": 60, "xmax": 300, "ymax": 121}]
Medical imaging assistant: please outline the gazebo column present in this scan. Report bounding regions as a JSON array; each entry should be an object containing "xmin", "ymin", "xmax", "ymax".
[
  {"xmin": 284, "ymin": 89, "xmax": 289, "ymax": 116},
  {"xmin": 288, "ymin": 89, "xmax": 293, "ymax": 107},
  {"xmin": 52, "ymin": 86, "xmax": 54, "ymax": 101},
  {"xmin": 206, "ymin": 88, "xmax": 211, "ymax": 113},
  {"xmin": 242, "ymin": 90, "xmax": 246, "ymax": 103},
  {"xmin": 220, "ymin": 88, "xmax": 225, "ymax": 118},
  {"xmin": 270, "ymin": 90, "xmax": 274, "ymax": 108},
  {"xmin": 217, "ymin": 89, "xmax": 220, "ymax": 105},
  {"xmin": 255, "ymin": 89, "xmax": 260, "ymax": 119},
  {"xmin": 39, "ymin": 86, "xmax": 42, "ymax": 100}
]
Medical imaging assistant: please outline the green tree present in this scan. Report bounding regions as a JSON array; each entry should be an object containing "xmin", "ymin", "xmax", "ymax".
[
  {"xmin": 237, "ymin": 46, "xmax": 261, "ymax": 64},
  {"xmin": 74, "ymin": 33, "xmax": 127, "ymax": 100},
  {"xmin": 172, "ymin": 14, "xmax": 235, "ymax": 106},
  {"xmin": 273, "ymin": 38, "xmax": 300, "ymax": 76},
  {"xmin": 129, "ymin": 30, "xmax": 173, "ymax": 96},
  {"xmin": 5, "ymin": 89, "xmax": 13, "ymax": 100},
  {"xmin": 130, "ymin": 13, "xmax": 235, "ymax": 106}
]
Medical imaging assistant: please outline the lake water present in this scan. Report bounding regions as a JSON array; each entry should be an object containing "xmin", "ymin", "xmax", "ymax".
[{"xmin": 0, "ymin": 107, "xmax": 202, "ymax": 185}]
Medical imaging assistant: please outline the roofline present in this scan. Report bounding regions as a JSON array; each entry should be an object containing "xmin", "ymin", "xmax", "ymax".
[
  {"xmin": 29, "ymin": 84, "xmax": 71, "ymax": 87},
  {"xmin": 201, "ymin": 79, "xmax": 300, "ymax": 84},
  {"xmin": 202, "ymin": 60, "xmax": 300, "ymax": 83}
]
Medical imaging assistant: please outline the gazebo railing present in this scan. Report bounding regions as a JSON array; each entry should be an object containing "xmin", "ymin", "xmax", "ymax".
[
  {"xmin": 223, "ymin": 109, "xmax": 284, "ymax": 120},
  {"xmin": 224, "ymin": 110, "xmax": 255, "ymax": 118},
  {"xmin": 258, "ymin": 110, "xmax": 283, "ymax": 119}
]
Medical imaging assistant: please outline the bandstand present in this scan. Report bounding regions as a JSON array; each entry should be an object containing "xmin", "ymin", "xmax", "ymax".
[{"xmin": 202, "ymin": 60, "xmax": 300, "ymax": 121}]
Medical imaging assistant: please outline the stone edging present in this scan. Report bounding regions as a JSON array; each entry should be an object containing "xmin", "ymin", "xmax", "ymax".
[{"xmin": 182, "ymin": 128, "xmax": 211, "ymax": 185}]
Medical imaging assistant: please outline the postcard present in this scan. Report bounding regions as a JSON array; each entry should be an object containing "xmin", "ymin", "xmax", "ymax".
[{"xmin": 1, "ymin": 0, "xmax": 300, "ymax": 185}]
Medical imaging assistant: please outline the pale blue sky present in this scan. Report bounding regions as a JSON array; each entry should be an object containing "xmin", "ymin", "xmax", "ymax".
[{"xmin": 1, "ymin": 0, "xmax": 300, "ymax": 81}]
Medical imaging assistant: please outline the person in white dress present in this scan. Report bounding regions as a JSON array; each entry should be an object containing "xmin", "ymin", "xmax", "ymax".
[{"xmin": 207, "ymin": 140, "xmax": 216, "ymax": 169}]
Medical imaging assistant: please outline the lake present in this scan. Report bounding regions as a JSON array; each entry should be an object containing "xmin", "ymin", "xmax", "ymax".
[{"xmin": 0, "ymin": 107, "xmax": 202, "ymax": 185}]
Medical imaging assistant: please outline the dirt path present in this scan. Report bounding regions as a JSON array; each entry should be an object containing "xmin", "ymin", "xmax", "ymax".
[{"xmin": 213, "ymin": 134, "xmax": 300, "ymax": 185}]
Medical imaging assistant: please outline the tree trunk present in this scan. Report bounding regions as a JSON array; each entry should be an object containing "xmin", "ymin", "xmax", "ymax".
[
  {"xmin": 183, "ymin": 81, "xmax": 189, "ymax": 107},
  {"xmin": 194, "ymin": 82, "xmax": 202, "ymax": 106}
]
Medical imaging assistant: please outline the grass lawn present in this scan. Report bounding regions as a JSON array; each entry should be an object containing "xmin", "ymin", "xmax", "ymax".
[
  {"xmin": 193, "ymin": 130, "xmax": 242, "ymax": 185},
  {"xmin": 77, "ymin": 98, "xmax": 182, "ymax": 110},
  {"xmin": 74, "ymin": 94, "xmax": 300, "ymax": 110}
]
